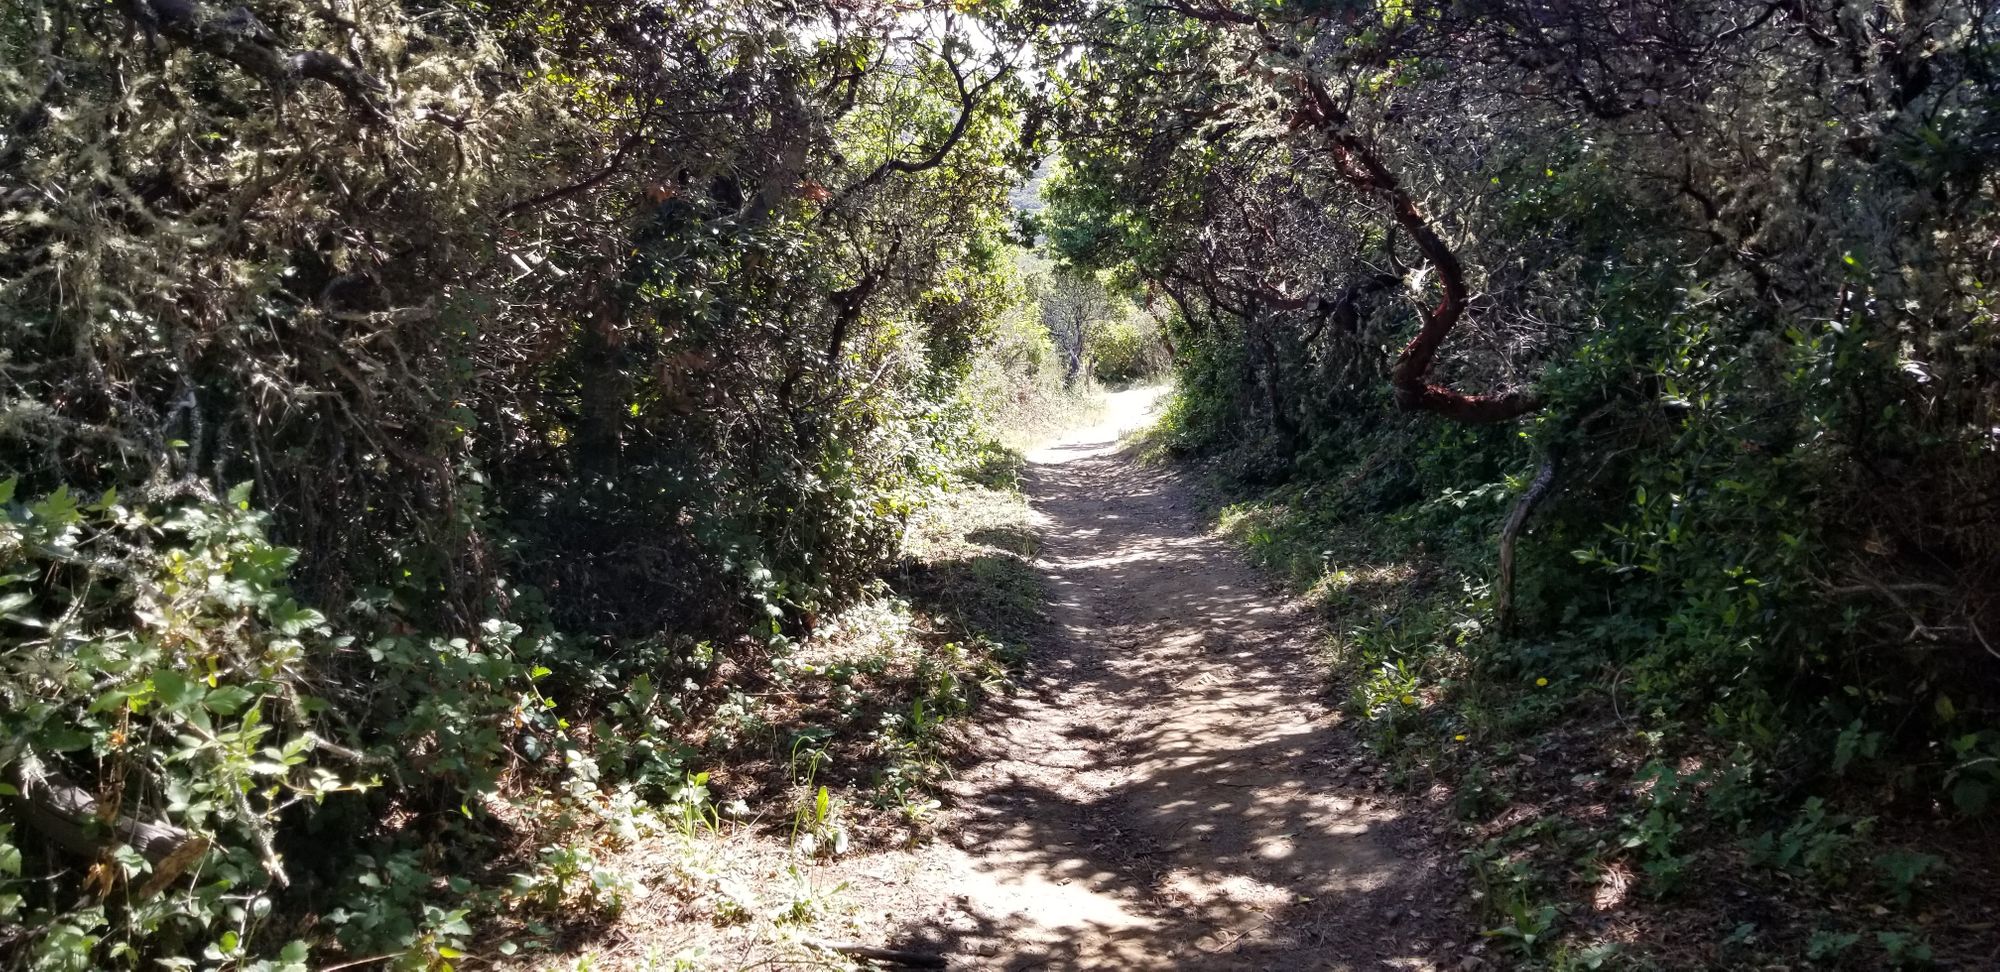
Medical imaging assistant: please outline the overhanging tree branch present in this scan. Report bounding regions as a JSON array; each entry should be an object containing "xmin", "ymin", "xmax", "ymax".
[
  {"xmin": 1301, "ymin": 74, "xmax": 1540, "ymax": 424},
  {"xmin": 834, "ymin": 46, "xmax": 1007, "ymax": 203},
  {"xmin": 495, "ymin": 126, "xmax": 648, "ymax": 220},
  {"xmin": 826, "ymin": 237, "xmax": 902, "ymax": 370},
  {"xmin": 120, "ymin": 0, "xmax": 388, "ymax": 123}
]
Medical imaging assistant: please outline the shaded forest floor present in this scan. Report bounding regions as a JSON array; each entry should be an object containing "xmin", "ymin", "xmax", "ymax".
[
  {"xmin": 520, "ymin": 389, "xmax": 1472, "ymax": 970},
  {"xmin": 504, "ymin": 390, "xmax": 1999, "ymax": 972},
  {"xmin": 844, "ymin": 388, "xmax": 1468, "ymax": 969}
]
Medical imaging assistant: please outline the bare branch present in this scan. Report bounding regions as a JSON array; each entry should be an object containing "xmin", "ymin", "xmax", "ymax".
[
  {"xmin": 120, "ymin": 0, "xmax": 388, "ymax": 123},
  {"xmin": 494, "ymin": 126, "xmax": 647, "ymax": 220},
  {"xmin": 834, "ymin": 47, "xmax": 1008, "ymax": 203}
]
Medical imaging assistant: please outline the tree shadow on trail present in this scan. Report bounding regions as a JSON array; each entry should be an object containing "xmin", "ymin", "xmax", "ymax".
[
  {"xmin": 886, "ymin": 746, "xmax": 1452, "ymax": 969},
  {"xmin": 877, "ymin": 431, "xmax": 1467, "ymax": 970}
]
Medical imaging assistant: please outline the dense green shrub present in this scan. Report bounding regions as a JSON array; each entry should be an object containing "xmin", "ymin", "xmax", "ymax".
[
  {"xmin": 0, "ymin": 0, "xmax": 1031, "ymax": 965},
  {"xmin": 3, "ymin": 481, "xmax": 376, "ymax": 964},
  {"xmin": 1087, "ymin": 316, "xmax": 1170, "ymax": 386},
  {"xmin": 1039, "ymin": 0, "xmax": 2000, "ymax": 806}
]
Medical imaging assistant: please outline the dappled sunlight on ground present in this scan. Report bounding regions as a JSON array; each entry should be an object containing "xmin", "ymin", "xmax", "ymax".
[{"xmin": 870, "ymin": 388, "xmax": 1465, "ymax": 969}]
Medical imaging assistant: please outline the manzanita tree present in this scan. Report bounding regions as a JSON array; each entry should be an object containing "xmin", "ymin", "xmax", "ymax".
[{"xmin": 1028, "ymin": 0, "xmax": 2000, "ymax": 804}]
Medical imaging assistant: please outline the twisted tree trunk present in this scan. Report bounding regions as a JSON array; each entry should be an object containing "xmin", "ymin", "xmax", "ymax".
[{"xmin": 1301, "ymin": 76, "xmax": 1540, "ymax": 425}]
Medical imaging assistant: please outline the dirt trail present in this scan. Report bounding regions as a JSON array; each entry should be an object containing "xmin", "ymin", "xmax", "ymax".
[{"xmin": 846, "ymin": 389, "xmax": 1465, "ymax": 970}]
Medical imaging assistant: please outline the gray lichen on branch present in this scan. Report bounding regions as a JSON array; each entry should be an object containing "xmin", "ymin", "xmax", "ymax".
[{"xmin": 120, "ymin": 0, "xmax": 389, "ymax": 122}]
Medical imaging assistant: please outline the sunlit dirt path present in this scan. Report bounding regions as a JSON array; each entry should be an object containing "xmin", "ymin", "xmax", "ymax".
[{"xmin": 847, "ymin": 388, "xmax": 1466, "ymax": 970}]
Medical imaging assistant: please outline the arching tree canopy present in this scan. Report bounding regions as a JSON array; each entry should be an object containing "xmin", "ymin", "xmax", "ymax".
[
  {"xmin": 2, "ymin": 0, "xmax": 1998, "ymax": 966},
  {"xmin": 1034, "ymin": 0, "xmax": 1996, "ymax": 429}
]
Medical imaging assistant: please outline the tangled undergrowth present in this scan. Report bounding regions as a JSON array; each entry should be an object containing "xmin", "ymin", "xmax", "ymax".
[
  {"xmin": 0, "ymin": 0, "xmax": 1073, "ymax": 965},
  {"xmin": 486, "ymin": 444, "xmax": 1051, "ymax": 971},
  {"xmin": 1189, "ymin": 414, "xmax": 2000, "ymax": 970},
  {"xmin": 0, "ymin": 439, "xmax": 1051, "ymax": 972}
]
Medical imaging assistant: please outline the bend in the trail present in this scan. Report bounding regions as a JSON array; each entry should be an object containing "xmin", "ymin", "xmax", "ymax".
[{"xmin": 851, "ymin": 388, "xmax": 1465, "ymax": 970}]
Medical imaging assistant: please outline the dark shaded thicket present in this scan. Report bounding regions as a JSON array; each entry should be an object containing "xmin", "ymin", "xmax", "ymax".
[
  {"xmin": 1, "ymin": 0, "xmax": 1025, "ymax": 964},
  {"xmin": 1033, "ymin": 0, "xmax": 2000, "ymax": 802}
]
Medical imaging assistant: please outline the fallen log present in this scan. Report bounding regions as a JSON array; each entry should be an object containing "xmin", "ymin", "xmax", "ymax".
[{"xmin": 9, "ymin": 752, "xmax": 209, "ymax": 894}]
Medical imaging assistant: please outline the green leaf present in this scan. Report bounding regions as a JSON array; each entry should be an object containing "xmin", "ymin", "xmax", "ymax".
[
  {"xmin": 36, "ymin": 726, "xmax": 93, "ymax": 752},
  {"xmin": 0, "ymin": 476, "xmax": 14, "ymax": 505},
  {"xmin": 29, "ymin": 486, "xmax": 80, "ymax": 526},
  {"xmin": 152, "ymin": 670, "xmax": 206, "ymax": 711},
  {"xmin": 205, "ymin": 685, "xmax": 257, "ymax": 716},
  {"xmin": 268, "ymin": 599, "xmax": 327, "ymax": 636},
  {"xmin": 90, "ymin": 684, "xmax": 145, "ymax": 714}
]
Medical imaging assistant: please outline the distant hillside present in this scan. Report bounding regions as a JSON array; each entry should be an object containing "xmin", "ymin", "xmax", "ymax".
[{"xmin": 1008, "ymin": 156, "xmax": 1053, "ymax": 214}]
